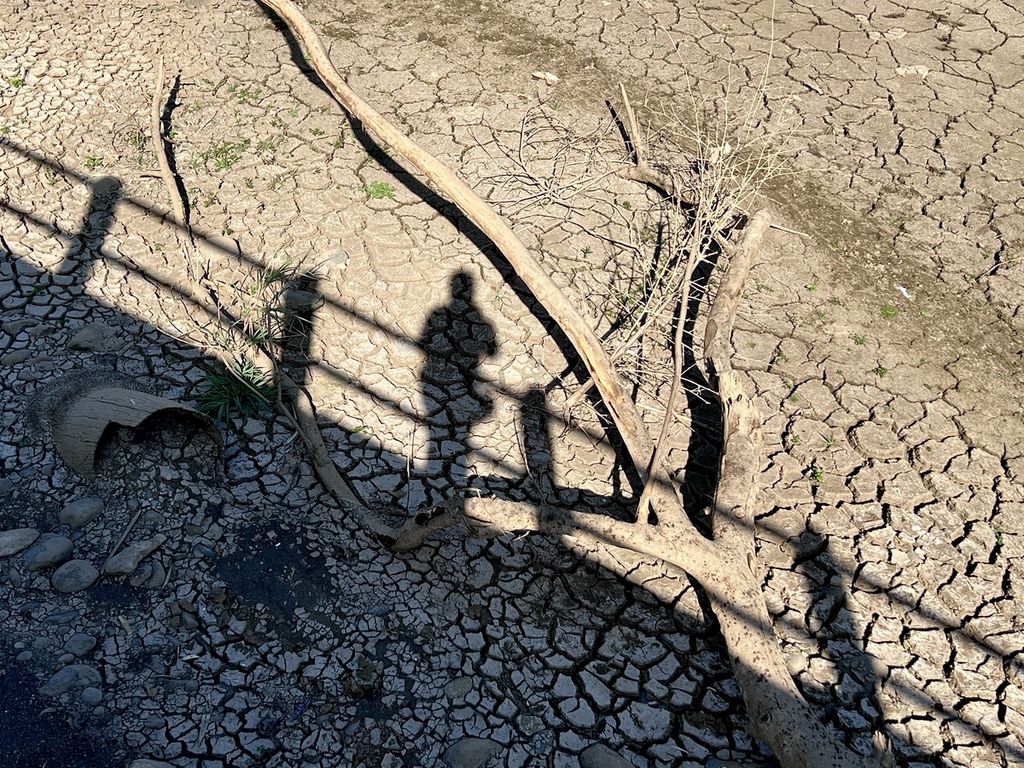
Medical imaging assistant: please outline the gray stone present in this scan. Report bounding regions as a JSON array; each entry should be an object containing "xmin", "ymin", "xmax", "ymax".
[
  {"xmin": 129, "ymin": 560, "xmax": 166, "ymax": 588},
  {"xmin": 580, "ymin": 744, "xmax": 634, "ymax": 768},
  {"xmin": 441, "ymin": 737, "xmax": 501, "ymax": 768},
  {"xmin": 23, "ymin": 534, "xmax": 73, "ymax": 570},
  {"xmin": 52, "ymin": 560, "xmax": 99, "ymax": 593},
  {"xmin": 1, "ymin": 349, "xmax": 32, "ymax": 366},
  {"xmin": 104, "ymin": 534, "xmax": 166, "ymax": 576},
  {"xmin": 44, "ymin": 608, "xmax": 79, "ymax": 624},
  {"xmin": 64, "ymin": 633, "xmax": 98, "ymax": 657},
  {"xmin": 444, "ymin": 676, "xmax": 474, "ymax": 699},
  {"xmin": 0, "ymin": 527, "xmax": 39, "ymax": 557},
  {"xmin": 81, "ymin": 686, "xmax": 102, "ymax": 705},
  {"xmin": 59, "ymin": 496, "xmax": 104, "ymax": 529},
  {"xmin": 68, "ymin": 322, "xmax": 117, "ymax": 351},
  {"xmin": 39, "ymin": 664, "xmax": 101, "ymax": 696}
]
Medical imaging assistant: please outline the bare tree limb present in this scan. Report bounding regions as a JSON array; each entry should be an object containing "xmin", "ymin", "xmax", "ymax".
[
  {"xmin": 616, "ymin": 83, "xmax": 694, "ymax": 204},
  {"xmin": 254, "ymin": 5, "xmax": 887, "ymax": 766},
  {"xmin": 259, "ymin": 0, "xmax": 678, "ymax": 523}
]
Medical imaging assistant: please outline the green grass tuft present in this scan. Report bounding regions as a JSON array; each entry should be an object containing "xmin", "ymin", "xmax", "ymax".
[
  {"xmin": 362, "ymin": 181, "xmax": 397, "ymax": 200},
  {"xmin": 195, "ymin": 360, "xmax": 275, "ymax": 423}
]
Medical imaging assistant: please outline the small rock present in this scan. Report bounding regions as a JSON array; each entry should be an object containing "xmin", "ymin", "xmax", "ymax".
[
  {"xmin": 64, "ymin": 633, "xmax": 98, "ymax": 657},
  {"xmin": 81, "ymin": 686, "xmax": 102, "ymax": 705},
  {"xmin": 44, "ymin": 608, "xmax": 79, "ymax": 624},
  {"xmin": 23, "ymin": 534, "xmax": 74, "ymax": 570},
  {"xmin": 39, "ymin": 664, "xmax": 101, "ymax": 696},
  {"xmin": 346, "ymin": 654, "xmax": 381, "ymax": 698},
  {"xmin": 0, "ymin": 528, "xmax": 39, "ymax": 557},
  {"xmin": 15, "ymin": 650, "xmax": 32, "ymax": 662},
  {"xmin": 444, "ymin": 676, "xmax": 474, "ymax": 699},
  {"xmin": 68, "ymin": 322, "xmax": 117, "ymax": 351},
  {"xmin": 1, "ymin": 349, "xmax": 32, "ymax": 366},
  {"xmin": 441, "ymin": 737, "xmax": 501, "ymax": 768},
  {"xmin": 283, "ymin": 288, "xmax": 320, "ymax": 311},
  {"xmin": 129, "ymin": 560, "xmax": 166, "ymax": 588},
  {"xmin": 104, "ymin": 534, "xmax": 166, "ymax": 576},
  {"xmin": 580, "ymin": 744, "xmax": 633, "ymax": 768},
  {"xmin": 59, "ymin": 497, "xmax": 105, "ymax": 529},
  {"xmin": 52, "ymin": 560, "xmax": 99, "ymax": 593}
]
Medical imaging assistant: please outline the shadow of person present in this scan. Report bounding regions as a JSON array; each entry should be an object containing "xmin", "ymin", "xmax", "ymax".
[{"xmin": 417, "ymin": 270, "xmax": 497, "ymax": 514}]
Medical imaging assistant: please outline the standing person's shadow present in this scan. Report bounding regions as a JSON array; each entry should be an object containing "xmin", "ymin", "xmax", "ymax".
[{"xmin": 417, "ymin": 270, "xmax": 497, "ymax": 514}]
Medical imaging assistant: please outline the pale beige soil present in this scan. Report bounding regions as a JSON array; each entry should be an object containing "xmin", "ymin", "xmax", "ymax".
[{"xmin": 0, "ymin": 1, "xmax": 1021, "ymax": 767}]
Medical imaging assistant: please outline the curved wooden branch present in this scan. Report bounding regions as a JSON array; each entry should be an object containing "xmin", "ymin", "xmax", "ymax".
[
  {"xmin": 254, "ymin": 6, "xmax": 886, "ymax": 766},
  {"xmin": 259, "ymin": 0, "xmax": 673, "ymax": 517},
  {"xmin": 149, "ymin": 55, "xmax": 365, "ymax": 513},
  {"xmin": 705, "ymin": 210, "xmax": 769, "ymax": 554},
  {"xmin": 615, "ymin": 84, "xmax": 694, "ymax": 204}
]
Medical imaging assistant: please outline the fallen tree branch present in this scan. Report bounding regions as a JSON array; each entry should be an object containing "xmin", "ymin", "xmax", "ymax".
[
  {"xmin": 259, "ymin": 0, "xmax": 686, "ymax": 526},
  {"xmin": 615, "ymin": 83, "xmax": 694, "ymax": 204},
  {"xmin": 255, "ymin": 4, "xmax": 887, "ymax": 765}
]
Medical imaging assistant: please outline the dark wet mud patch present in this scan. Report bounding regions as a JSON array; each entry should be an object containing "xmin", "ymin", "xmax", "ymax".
[{"xmin": 214, "ymin": 523, "xmax": 332, "ymax": 641}]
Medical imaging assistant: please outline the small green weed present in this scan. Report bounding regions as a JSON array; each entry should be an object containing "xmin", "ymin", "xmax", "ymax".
[
  {"xmin": 362, "ymin": 181, "xmax": 396, "ymax": 200},
  {"xmin": 880, "ymin": 304, "xmax": 899, "ymax": 320},
  {"xmin": 84, "ymin": 155, "xmax": 103, "ymax": 170},
  {"xmin": 203, "ymin": 139, "xmax": 250, "ymax": 171},
  {"xmin": 873, "ymin": 365, "xmax": 889, "ymax": 378},
  {"xmin": 256, "ymin": 135, "xmax": 285, "ymax": 154},
  {"xmin": 6, "ymin": 76, "xmax": 25, "ymax": 88},
  {"xmin": 227, "ymin": 83, "xmax": 261, "ymax": 105},
  {"xmin": 853, "ymin": 334, "xmax": 867, "ymax": 346},
  {"xmin": 195, "ymin": 360, "xmax": 275, "ymax": 423}
]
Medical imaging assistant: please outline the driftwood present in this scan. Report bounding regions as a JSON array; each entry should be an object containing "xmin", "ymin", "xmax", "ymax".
[
  {"xmin": 254, "ymin": 2, "xmax": 886, "ymax": 766},
  {"xmin": 148, "ymin": 53, "xmax": 366, "ymax": 512}
]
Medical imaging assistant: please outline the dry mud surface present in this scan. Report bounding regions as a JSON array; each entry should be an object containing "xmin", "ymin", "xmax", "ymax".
[{"xmin": 0, "ymin": 1, "xmax": 1022, "ymax": 767}]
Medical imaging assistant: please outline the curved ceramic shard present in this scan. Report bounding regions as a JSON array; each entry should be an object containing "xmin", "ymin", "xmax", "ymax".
[{"xmin": 54, "ymin": 387, "xmax": 221, "ymax": 479}]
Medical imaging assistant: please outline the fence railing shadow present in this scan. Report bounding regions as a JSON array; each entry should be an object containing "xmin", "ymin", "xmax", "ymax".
[{"xmin": 1, "ymin": 134, "xmax": 1019, "ymax": 767}]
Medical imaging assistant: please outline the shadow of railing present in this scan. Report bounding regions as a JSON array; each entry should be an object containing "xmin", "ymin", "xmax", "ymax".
[{"xmin": 1, "ymin": 133, "xmax": 1019, "ymax": 767}]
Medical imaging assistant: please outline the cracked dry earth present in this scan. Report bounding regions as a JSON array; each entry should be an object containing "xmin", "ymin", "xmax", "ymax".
[{"xmin": 0, "ymin": 1, "xmax": 1022, "ymax": 768}]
